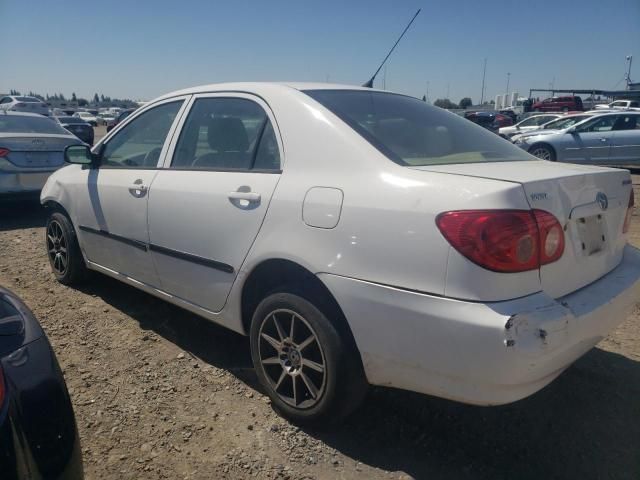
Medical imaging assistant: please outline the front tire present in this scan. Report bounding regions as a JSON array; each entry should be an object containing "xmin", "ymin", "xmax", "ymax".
[
  {"xmin": 528, "ymin": 143, "xmax": 556, "ymax": 161},
  {"xmin": 46, "ymin": 212, "xmax": 88, "ymax": 285},
  {"xmin": 249, "ymin": 291, "xmax": 367, "ymax": 425}
]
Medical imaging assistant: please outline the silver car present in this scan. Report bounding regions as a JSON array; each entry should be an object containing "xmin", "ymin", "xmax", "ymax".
[
  {"xmin": 0, "ymin": 95, "xmax": 50, "ymax": 116},
  {"xmin": 509, "ymin": 113, "xmax": 596, "ymax": 143},
  {"xmin": 514, "ymin": 112, "xmax": 640, "ymax": 166},
  {"xmin": 0, "ymin": 111, "xmax": 82, "ymax": 197}
]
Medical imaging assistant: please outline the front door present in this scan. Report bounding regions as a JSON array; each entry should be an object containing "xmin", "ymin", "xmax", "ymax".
[
  {"xmin": 564, "ymin": 115, "xmax": 617, "ymax": 163},
  {"xmin": 147, "ymin": 95, "xmax": 282, "ymax": 312},
  {"xmin": 75, "ymin": 99, "xmax": 186, "ymax": 286}
]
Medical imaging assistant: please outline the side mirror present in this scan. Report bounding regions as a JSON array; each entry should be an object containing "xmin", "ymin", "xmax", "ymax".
[{"xmin": 64, "ymin": 144, "xmax": 94, "ymax": 165}]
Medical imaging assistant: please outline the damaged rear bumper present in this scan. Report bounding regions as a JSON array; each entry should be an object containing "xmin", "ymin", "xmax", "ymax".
[{"xmin": 319, "ymin": 245, "xmax": 640, "ymax": 405}]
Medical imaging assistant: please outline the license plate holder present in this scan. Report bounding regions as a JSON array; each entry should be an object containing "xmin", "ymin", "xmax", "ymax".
[{"xmin": 577, "ymin": 214, "xmax": 605, "ymax": 255}]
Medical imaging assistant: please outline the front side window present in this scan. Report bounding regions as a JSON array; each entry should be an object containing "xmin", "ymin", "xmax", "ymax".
[
  {"xmin": 171, "ymin": 97, "xmax": 280, "ymax": 171},
  {"xmin": 100, "ymin": 101, "xmax": 182, "ymax": 168},
  {"xmin": 576, "ymin": 115, "xmax": 618, "ymax": 133},
  {"xmin": 305, "ymin": 90, "xmax": 531, "ymax": 166}
]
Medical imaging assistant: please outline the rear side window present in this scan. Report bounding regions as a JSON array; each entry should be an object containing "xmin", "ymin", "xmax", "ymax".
[
  {"xmin": 171, "ymin": 97, "xmax": 280, "ymax": 171},
  {"xmin": 0, "ymin": 115, "xmax": 69, "ymax": 134},
  {"xmin": 305, "ymin": 90, "xmax": 531, "ymax": 166}
]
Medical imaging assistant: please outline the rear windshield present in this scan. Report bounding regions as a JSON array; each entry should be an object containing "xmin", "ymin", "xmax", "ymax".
[
  {"xmin": 0, "ymin": 115, "xmax": 70, "ymax": 134},
  {"xmin": 57, "ymin": 117, "xmax": 86, "ymax": 124},
  {"xmin": 304, "ymin": 90, "xmax": 531, "ymax": 166},
  {"xmin": 15, "ymin": 96, "xmax": 42, "ymax": 103}
]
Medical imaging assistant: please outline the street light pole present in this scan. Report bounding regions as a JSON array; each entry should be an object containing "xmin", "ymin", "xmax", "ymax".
[
  {"xmin": 506, "ymin": 72, "xmax": 511, "ymax": 94},
  {"xmin": 480, "ymin": 58, "xmax": 487, "ymax": 105},
  {"xmin": 626, "ymin": 55, "xmax": 633, "ymax": 89}
]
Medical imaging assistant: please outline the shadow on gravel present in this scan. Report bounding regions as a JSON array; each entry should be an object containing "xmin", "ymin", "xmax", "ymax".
[
  {"xmin": 75, "ymin": 273, "xmax": 260, "ymax": 390},
  {"xmin": 0, "ymin": 199, "xmax": 47, "ymax": 231},
  {"xmin": 307, "ymin": 348, "xmax": 640, "ymax": 480},
  {"xmin": 77, "ymin": 272, "xmax": 640, "ymax": 480}
]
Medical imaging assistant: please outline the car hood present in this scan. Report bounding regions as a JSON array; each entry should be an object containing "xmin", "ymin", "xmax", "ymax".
[{"xmin": 514, "ymin": 129, "xmax": 562, "ymax": 140}]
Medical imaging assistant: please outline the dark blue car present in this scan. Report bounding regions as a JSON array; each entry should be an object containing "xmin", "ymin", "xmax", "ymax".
[{"xmin": 0, "ymin": 286, "xmax": 83, "ymax": 479}]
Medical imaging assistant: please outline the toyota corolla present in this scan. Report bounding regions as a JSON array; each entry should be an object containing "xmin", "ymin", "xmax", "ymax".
[{"xmin": 40, "ymin": 83, "xmax": 639, "ymax": 424}]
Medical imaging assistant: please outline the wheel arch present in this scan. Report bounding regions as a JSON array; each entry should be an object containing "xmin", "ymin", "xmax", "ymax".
[{"xmin": 240, "ymin": 258, "xmax": 364, "ymax": 366}]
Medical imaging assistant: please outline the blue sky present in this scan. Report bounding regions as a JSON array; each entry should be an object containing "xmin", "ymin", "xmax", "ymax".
[{"xmin": 1, "ymin": 0, "xmax": 638, "ymax": 103}]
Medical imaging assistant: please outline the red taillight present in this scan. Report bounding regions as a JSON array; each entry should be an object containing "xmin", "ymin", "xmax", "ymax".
[
  {"xmin": 0, "ymin": 148, "xmax": 10, "ymax": 158},
  {"xmin": 623, "ymin": 189, "xmax": 635, "ymax": 234},
  {"xmin": 436, "ymin": 209, "xmax": 565, "ymax": 273}
]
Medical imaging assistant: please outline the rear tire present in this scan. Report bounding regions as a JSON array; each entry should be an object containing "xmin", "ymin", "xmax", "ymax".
[
  {"xmin": 45, "ymin": 212, "xmax": 89, "ymax": 285},
  {"xmin": 249, "ymin": 290, "xmax": 367, "ymax": 426},
  {"xmin": 528, "ymin": 143, "xmax": 556, "ymax": 161}
]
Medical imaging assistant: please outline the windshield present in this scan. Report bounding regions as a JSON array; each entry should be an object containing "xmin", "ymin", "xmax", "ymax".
[
  {"xmin": 304, "ymin": 90, "xmax": 531, "ymax": 166},
  {"xmin": 0, "ymin": 115, "xmax": 70, "ymax": 134},
  {"xmin": 543, "ymin": 115, "xmax": 592, "ymax": 130}
]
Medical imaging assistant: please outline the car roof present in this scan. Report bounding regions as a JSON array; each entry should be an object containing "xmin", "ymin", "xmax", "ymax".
[{"xmin": 153, "ymin": 82, "xmax": 385, "ymax": 102}]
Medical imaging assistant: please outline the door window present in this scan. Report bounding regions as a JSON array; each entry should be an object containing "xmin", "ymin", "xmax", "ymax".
[
  {"xmin": 613, "ymin": 115, "xmax": 640, "ymax": 131},
  {"xmin": 171, "ymin": 98, "xmax": 280, "ymax": 171},
  {"xmin": 576, "ymin": 116, "xmax": 618, "ymax": 133},
  {"xmin": 100, "ymin": 101, "xmax": 182, "ymax": 168}
]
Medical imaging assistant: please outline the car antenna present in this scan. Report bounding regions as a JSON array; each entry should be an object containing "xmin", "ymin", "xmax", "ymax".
[{"xmin": 363, "ymin": 8, "xmax": 421, "ymax": 88}]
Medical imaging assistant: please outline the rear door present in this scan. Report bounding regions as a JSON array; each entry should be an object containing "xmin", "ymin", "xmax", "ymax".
[
  {"xmin": 147, "ymin": 94, "xmax": 282, "ymax": 312},
  {"xmin": 74, "ymin": 98, "xmax": 188, "ymax": 286},
  {"xmin": 609, "ymin": 114, "xmax": 640, "ymax": 164}
]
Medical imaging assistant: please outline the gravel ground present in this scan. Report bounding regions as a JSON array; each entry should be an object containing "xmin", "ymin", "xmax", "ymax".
[{"xmin": 0, "ymin": 173, "xmax": 638, "ymax": 480}]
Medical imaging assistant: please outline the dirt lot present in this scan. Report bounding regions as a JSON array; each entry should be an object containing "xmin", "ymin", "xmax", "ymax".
[{"xmin": 0, "ymin": 174, "xmax": 638, "ymax": 480}]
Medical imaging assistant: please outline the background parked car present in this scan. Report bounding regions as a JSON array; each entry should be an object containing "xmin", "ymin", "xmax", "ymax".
[
  {"xmin": 72, "ymin": 111, "xmax": 97, "ymax": 127},
  {"xmin": 498, "ymin": 114, "xmax": 561, "ymax": 139},
  {"xmin": 0, "ymin": 286, "xmax": 83, "ymax": 478},
  {"xmin": 54, "ymin": 116, "xmax": 95, "ymax": 145},
  {"xmin": 464, "ymin": 111, "xmax": 514, "ymax": 134},
  {"xmin": 594, "ymin": 100, "xmax": 640, "ymax": 110},
  {"xmin": 106, "ymin": 108, "xmax": 135, "ymax": 132},
  {"xmin": 510, "ymin": 113, "xmax": 595, "ymax": 143},
  {"xmin": 0, "ymin": 111, "xmax": 83, "ymax": 198},
  {"xmin": 514, "ymin": 112, "xmax": 640, "ymax": 165},
  {"xmin": 532, "ymin": 96, "xmax": 583, "ymax": 112},
  {"xmin": 0, "ymin": 95, "xmax": 50, "ymax": 116}
]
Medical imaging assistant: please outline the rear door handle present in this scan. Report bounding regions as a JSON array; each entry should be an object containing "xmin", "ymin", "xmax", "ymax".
[{"xmin": 228, "ymin": 191, "xmax": 261, "ymax": 202}]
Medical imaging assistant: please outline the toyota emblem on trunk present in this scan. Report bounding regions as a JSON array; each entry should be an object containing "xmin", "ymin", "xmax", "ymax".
[{"xmin": 596, "ymin": 192, "xmax": 608, "ymax": 211}]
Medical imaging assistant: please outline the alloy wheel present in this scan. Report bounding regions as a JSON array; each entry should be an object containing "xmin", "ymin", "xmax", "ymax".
[
  {"xmin": 46, "ymin": 220, "xmax": 68, "ymax": 275},
  {"xmin": 257, "ymin": 309, "xmax": 327, "ymax": 409},
  {"xmin": 530, "ymin": 147, "xmax": 551, "ymax": 160}
]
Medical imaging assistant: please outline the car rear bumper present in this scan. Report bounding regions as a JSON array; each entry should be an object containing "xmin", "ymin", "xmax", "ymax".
[
  {"xmin": 319, "ymin": 244, "xmax": 640, "ymax": 405},
  {"xmin": 0, "ymin": 169, "xmax": 60, "ymax": 195}
]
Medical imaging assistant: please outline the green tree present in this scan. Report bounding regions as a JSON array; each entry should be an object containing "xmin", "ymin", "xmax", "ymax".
[
  {"xmin": 71, "ymin": 92, "xmax": 77, "ymax": 102},
  {"xmin": 422, "ymin": 95, "xmax": 427, "ymax": 102},
  {"xmin": 93, "ymin": 93, "xmax": 100, "ymax": 104},
  {"xmin": 433, "ymin": 98, "xmax": 458, "ymax": 109},
  {"xmin": 459, "ymin": 97, "xmax": 473, "ymax": 109}
]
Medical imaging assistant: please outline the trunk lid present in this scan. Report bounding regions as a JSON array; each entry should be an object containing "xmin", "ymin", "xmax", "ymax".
[
  {"xmin": 413, "ymin": 160, "xmax": 632, "ymax": 298},
  {"xmin": 0, "ymin": 135, "xmax": 78, "ymax": 168}
]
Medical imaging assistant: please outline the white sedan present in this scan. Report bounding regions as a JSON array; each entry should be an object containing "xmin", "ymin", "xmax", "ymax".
[
  {"xmin": 72, "ymin": 111, "xmax": 97, "ymax": 126},
  {"xmin": 40, "ymin": 83, "xmax": 640, "ymax": 424},
  {"xmin": 498, "ymin": 114, "xmax": 561, "ymax": 139}
]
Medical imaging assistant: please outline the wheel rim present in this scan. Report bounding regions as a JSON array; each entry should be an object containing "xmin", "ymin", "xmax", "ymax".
[
  {"xmin": 257, "ymin": 309, "xmax": 327, "ymax": 409},
  {"xmin": 46, "ymin": 220, "xmax": 68, "ymax": 275},
  {"xmin": 530, "ymin": 147, "xmax": 551, "ymax": 160}
]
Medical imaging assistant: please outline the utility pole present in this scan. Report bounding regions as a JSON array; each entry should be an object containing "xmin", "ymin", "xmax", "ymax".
[
  {"xmin": 480, "ymin": 58, "xmax": 487, "ymax": 105},
  {"xmin": 506, "ymin": 72, "xmax": 511, "ymax": 94},
  {"xmin": 626, "ymin": 55, "xmax": 633, "ymax": 89}
]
